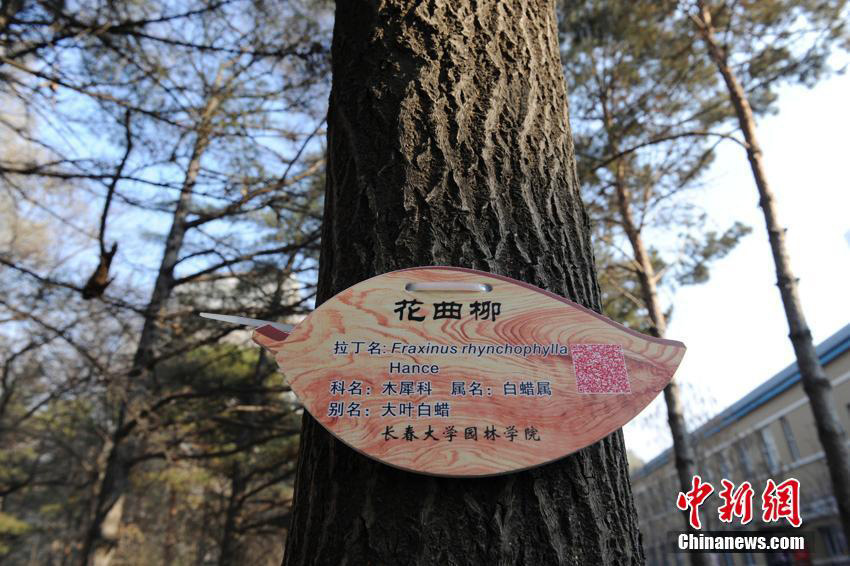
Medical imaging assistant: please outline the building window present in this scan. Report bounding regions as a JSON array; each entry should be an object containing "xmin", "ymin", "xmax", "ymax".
[
  {"xmin": 717, "ymin": 450, "xmax": 731, "ymax": 480},
  {"xmin": 736, "ymin": 437, "xmax": 753, "ymax": 475},
  {"xmin": 668, "ymin": 476, "xmax": 679, "ymax": 504},
  {"xmin": 819, "ymin": 524, "xmax": 848, "ymax": 556},
  {"xmin": 779, "ymin": 416, "xmax": 800, "ymax": 461},
  {"xmin": 759, "ymin": 427, "xmax": 781, "ymax": 474},
  {"xmin": 646, "ymin": 545, "xmax": 658, "ymax": 566},
  {"xmin": 650, "ymin": 484, "xmax": 660, "ymax": 514}
]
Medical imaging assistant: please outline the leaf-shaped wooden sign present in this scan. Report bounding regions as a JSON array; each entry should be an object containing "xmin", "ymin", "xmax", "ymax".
[{"xmin": 252, "ymin": 266, "xmax": 685, "ymax": 477}]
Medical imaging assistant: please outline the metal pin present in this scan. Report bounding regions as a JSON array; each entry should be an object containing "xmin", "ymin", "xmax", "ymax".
[{"xmin": 199, "ymin": 312, "xmax": 294, "ymax": 333}]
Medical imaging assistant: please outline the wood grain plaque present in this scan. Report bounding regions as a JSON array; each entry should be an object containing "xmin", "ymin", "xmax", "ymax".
[{"xmin": 252, "ymin": 266, "xmax": 685, "ymax": 477}]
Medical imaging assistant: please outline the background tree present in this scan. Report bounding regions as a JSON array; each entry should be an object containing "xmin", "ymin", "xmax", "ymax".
[
  {"xmin": 686, "ymin": 0, "xmax": 850, "ymax": 544},
  {"xmin": 0, "ymin": 1, "xmax": 331, "ymax": 563},
  {"xmin": 560, "ymin": 4, "xmax": 749, "ymax": 560},
  {"xmin": 281, "ymin": 1, "xmax": 643, "ymax": 565}
]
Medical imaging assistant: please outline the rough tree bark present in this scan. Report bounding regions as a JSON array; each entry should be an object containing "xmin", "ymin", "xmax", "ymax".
[
  {"xmin": 694, "ymin": 0, "xmax": 850, "ymax": 546},
  {"xmin": 282, "ymin": 2, "xmax": 643, "ymax": 564}
]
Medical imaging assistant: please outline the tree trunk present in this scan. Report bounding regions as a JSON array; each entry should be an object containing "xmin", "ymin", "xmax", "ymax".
[
  {"xmin": 695, "ymin": 0, "xmax": 850, "ymax": 546},
  {"xmin": 162, "ymin": 487, "xmax": 178, "ymax": 566},
  {"xmin": 611, "ymin": 155, "xmax": 709, "ymax": 566},
  {"xmin": 79, "ymin": 92, "xmax": 222, "ymax": 566},
  {"xmin": 218, "ymin": 462, "xmax": 245, "ymax": 566},
  {"xmin": 195, "ymin": 493, "xmax": 212, "ymax": 566},
  {"xmin": 281, "ymin": 2, "xmax": 643, "ymax": 564}
]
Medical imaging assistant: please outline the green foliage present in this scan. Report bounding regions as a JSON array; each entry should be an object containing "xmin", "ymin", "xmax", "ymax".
[
  {"xmin": 694, "ymin": 0, "xmax": 849, "ymax": 111},
  {"xmin": 0, "ymin": 512, "xmax": 30, "ymax": 556},
  {"xmin": 677, "ymin": 221, "xmax": 752, "ymax": 285},
  {"xmin": 561, "ymin": 0, "xmax": 750, "ymax": 330},
  {"xmin": 561, "ymin": 0, "xmax": 849, "ymax": 333},
  {"xmin": 594, "ymin": 236, "xmax": 671, "ymax": 334},
  {"xmin": 111, "ymin": 343, "xmax": 301, "ymax": 564}
]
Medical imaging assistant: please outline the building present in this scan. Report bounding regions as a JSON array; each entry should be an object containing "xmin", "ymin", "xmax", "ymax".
[{"xmin": 632, "ymin": 323, "xmax": 850, "ymax": 565}]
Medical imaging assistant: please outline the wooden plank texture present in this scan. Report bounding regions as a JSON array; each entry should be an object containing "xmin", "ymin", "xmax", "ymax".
[{"xmin": 253, "ymin": 266, "xmax": 685, "ymax": 477}]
